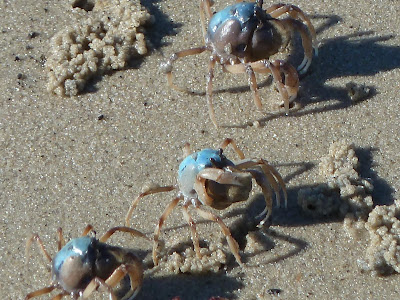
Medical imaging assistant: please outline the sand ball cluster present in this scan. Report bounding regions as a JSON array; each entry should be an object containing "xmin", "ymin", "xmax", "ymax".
[
  {"xmin": 298, "ymin": 141, "xmax": 373, "ymax": 224},
  {"xmin": 46, "ymin": 0, "xmax": 153, "ymax": 96},
  {"xmin": 361, "ymin": 200, "xmax": 400, "ymax": 275},
  {"xmin": 162, "ymin": 243, "xmax": 227, "ymax": 274}
]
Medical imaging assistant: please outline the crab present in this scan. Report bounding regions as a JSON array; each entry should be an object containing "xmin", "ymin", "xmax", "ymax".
[
  {"xmin": 25, "ymin": 225, "xmax": 149, "ymax": 300},
  {"xmin": 125, "ymin": 138, "xmax": 287, "ymax": 266},
  {"xmin": 161, "ymin": 0, "xmax": 318, "ymax": 127}
]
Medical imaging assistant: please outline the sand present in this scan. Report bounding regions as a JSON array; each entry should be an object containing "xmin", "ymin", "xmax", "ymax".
[{"xmin": 1, "ymin": 0, "xmax": 400, "ymax": 299}]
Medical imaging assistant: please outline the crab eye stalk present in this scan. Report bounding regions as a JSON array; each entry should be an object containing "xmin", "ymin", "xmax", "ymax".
[{"xmin": 209, "ymin": 157, "xmax": 218, "ymax": 167}]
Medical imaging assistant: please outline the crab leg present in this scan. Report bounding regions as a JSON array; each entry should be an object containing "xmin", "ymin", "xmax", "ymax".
[
  {"xmin": 194, "ymin": 206, "xmax": 243, "ymax": 267},
  {"xmin": 125, "ymin": 185, "xmax": 176, "ymax": 227},
  {"xmin": 266, "ymin": 3, "xmax": 317, "ymax": 43},
  {"xmin": 272, "ymin": 60, "xmax": 299, "ymax": 111},
  {"xmin": 280, "ymin": 18, "xmax": 314, "ymax": 74},
  {"xmin": 245, "ymin": 63, "xmax": 263, "ymax": 110},
  {"xmin": 99, "ymin": 226, "xmax": 149, "ymax": 243},
  {"xmin": 182, "ymin": 142, "xmax": 192, "ymax": 157},
  {"xmin": 25, "ymin": 234, "xmax": 52, "ymax": 264},
  {"xmin": 234, "ymin": 159, "xmax": 287, "ymax": 208},
  {"xmin": 160, "ymin": 47, "xmax": 207, "ymax": 92},
  {"xmin": 100, "ymin": 261, "xmax": 143, "ymax": 300},
  {"xmin": 81, "ymin": 277, "xmax": 116, "ymax": 300},
  {"xmin": 219, "ymin": 138, "xmax": 245, "ymax": 160},
  {"xmin": 200, "ymin": 0, "xmax": 213, "ymax": 40},
  {"xmin": 153, "ymin": 196, "xmax": 182, "ymax": 265},
  {"xmin": 81, "ymin": 224, "xmax": 94, "ymax": 236},
  {"xmin": 181, "ymin": 203, "xmax": 202, "ymax": 259},
  {"xmin": 25, "ymin": 285, "xmax": 58, "ymax": 299},
  {"xmin": 51, "ymin": 292, "xmax": 69, "ymax": 300},
  {"xmin": 206, "ymin": 56, "xmax": 219, "ymax": 128},
  {"xmin": 56, "ymin": 227, "xmax": 65, "ymax": 251},
  {"xmin": 223, "ymin": 59, "xmax": 298, "ymax": 114}
]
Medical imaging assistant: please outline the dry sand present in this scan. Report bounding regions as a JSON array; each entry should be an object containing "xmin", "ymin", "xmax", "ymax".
[{"xmin": 1, "ymin": 0, "xmax": 400, "ymax": 299}]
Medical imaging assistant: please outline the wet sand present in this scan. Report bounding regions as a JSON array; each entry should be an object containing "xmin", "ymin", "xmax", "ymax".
[{"xmin": 1, "ymin": 0, "xmax": 399, "ymax": 299}]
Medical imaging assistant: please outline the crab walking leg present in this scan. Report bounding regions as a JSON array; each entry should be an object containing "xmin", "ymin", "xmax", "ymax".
[
  {"xmin": 194, "ymin": 206, "xmax": 243, "ymax": 267},
  {"xmin": 220, "ymin": 138, "xmax": 245, "ymax": 160},
  {"xmin": 266, "ymin": 4, "xmax": 317, "ymax": 43},
  {"xmin": 206, "ymin": 57, "xmax": 219, "ymax": 128},
  {"xmin": 280, "ymin": 19, "xmax": 314, "ymax": 74},
  {"xmin": 56, "ymin": 228, "xmax": 65, "ymax": 251},
  {"xmin": 125, "ymin": 185, "xmax": 176, "ymax": 226},
  {"xmin": 245, "ymin": 63, "xmax": 263, "ymax": 110},
  {"xmin": 266, "ymin": 61, "xmax": 289, "ymax": 113},
  {"xmin": 24, "ymin": 285, "xmax": 58, "ymax": 300},
  {"xmin": 121, "ymin": 264, "xmax": 144, "ymax": 300},
  {"xmin": 223, "ymin": 60, "xmax": 298, "ymax": 114},
  {"xmin": 101, "ymin": 263, "xmax": 143, "ymax": 300},
  {"xmin": 81, "ymin": 224, "xmax": 94, "ymax": 236},
  {"xmin": 234, "ymin": 159, "xmax": 287, "ymax": 207},
  {"xmin": 99, "ymin": 227, "xmax": 149, "ymax": 243},
  {"xmin": 234, "ymin": 160, "xmax": 281, "ymax": 207},
  {"xmin": 247, "ymin": 169, "xmax": 275, "ymax": 224},
  {"xmin": 182, "ymin": 203, "xmax": 202, "ymax": 258},
  {"xmin": 259, "ymin": 159, "xmax": 288, "ymax": 208},
  {"xmin": 81, "ymin": 277, "xmax": 116, "ymax": 300},
  {"xmin": 269, "ymin": 60, "xmax": 300, "ymax": 114},
  {"xmin": 272, "ymin": 60, "xmax": 299, "ymax": 106},
  {"xmin": 200, "ymin": 0, "xmax": 213, "ymax": 40},
  {"xmin": 161, "ymin": 47, "xmax": 207, "ymax": 92},
  {"xmin": 52, "ymin": 292, "xmax": 69, "ymax": 300},
  {"xmin": 25, "ymin": 234, "xmax": 52, "ymax": 264},
  {"xmin": 183, "ymin": 142, "xmax": 192, "ymax": 157},
  {"xmin": 153, "ymin": 196, "xmax": 182, "ymax": 265}
]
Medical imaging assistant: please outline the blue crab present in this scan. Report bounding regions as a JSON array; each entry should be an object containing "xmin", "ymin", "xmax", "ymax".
[
  {"xmin": 161, "ymin": 0, "xmax": 318, "ymax": 127},
  {"xmin": 125, "ymin": 138, "xmax": 287, "ymax": 266},
  {"xmin": 25, "ymin": 225, "xmax": 148, "ymax": 300}
]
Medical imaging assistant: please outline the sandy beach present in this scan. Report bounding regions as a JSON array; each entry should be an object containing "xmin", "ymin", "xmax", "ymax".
[{"xmin": 1, "ymin": 0, "xmax": 400, "ymax": 299}]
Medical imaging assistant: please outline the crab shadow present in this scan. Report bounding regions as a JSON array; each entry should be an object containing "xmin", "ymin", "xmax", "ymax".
[
  {"xmin": 138, "ymin": 272, "xmax": 243, "ymax": 300},
  {"xmin": 218, "ymin": 146, "xmax": 394, "ymax": 265},
  {"xmin": 227, "ymin": 146, "xmax": 394, "ymax": 230},
  {"xmin": 216, "ymin": 14, "xmax": 399, "ymax": 128}
]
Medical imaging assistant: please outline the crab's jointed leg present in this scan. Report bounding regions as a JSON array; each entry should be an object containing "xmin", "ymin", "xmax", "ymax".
[
  {"xmin": 125, "ymin": 185, "xmax": 176, "ymax": 227},
  {"xmin": 99, "ymin": 226, "xmax": 149, "ymax": 243},
  {"xmin": 24, "ymin": 285, "xmax": 58, "ymax": 300},
  {"xmin": 224, "ymin": 60, "xmax": 299, "ymax": 114},
  {"xmin": 182, "ymin": 202, "xmax": 202, "ymax": 259},
  {"xmin": 194, "ymin": 206, "xmax": 243, "ymax": 267},
  {"xmin": 219, "ymin": 138, "xmax": 245, "ymax": 160},
  {"xmin": 266, "ymin": 3, "xmax": 318, "ymax": 73},
  {"xmin": 161, "ymin": 47, "xmax": 207, "ymax": 92},
  {"xmin": 206, "ymin": 56, "xmax": 219, "ymax": 128},
  {"xmin": 200, "ymin": 0, "xmax": 213, "ymax": 40},
  {"xmin": 152, "ymin": 196, "xmax": 182, "ymax": 265},
  {"xmin": 234, "ymin": 159, "xmax": 287, "ymax": 225},
  {"xmin": 81, "ymin": 277, "xmax": 116, "ymax": 300},
  {"xmin": 266, "ymin": 3, "xmax": 317, "ymax": 44},
  {"xmin": 25, "ymin": 234, "xmax": 52, "ymax": 264}
]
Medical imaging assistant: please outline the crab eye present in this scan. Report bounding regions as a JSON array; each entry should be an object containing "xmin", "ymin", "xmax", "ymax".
[{"xmin": 210, "ymin": 157, "xmax": 218, "ymax": 167}]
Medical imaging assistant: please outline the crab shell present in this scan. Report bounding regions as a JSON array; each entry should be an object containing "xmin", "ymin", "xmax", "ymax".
[
  {"xmin": 206, "ymin": 2, "xmax": 287, "ymax": 62},
  {"xmin": 52, "ymin": 236, "xmax": 142, "ymax": 294}
]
